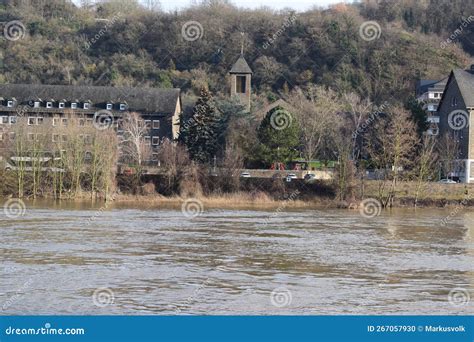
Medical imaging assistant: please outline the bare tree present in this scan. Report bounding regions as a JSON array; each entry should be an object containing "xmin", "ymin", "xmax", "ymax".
[
  {"xmin": 287, "ymin": 86, "xmax": 342, "ymax": 161},
  {"xmin": 414, "ymin": 134, "xmax": 438, "ymax": 206},
  {"xmin": 120, "ymin": 111, "xmax": 151, "ymax": 167},
  {"xmin": 438, "ymin": 132, "xmax": 461, "ymax": 180}
]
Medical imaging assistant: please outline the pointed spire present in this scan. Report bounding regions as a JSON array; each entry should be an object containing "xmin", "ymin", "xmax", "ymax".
[{"xmin": 240, "ymin": 32, "xmax": 245, "ymax": 56}]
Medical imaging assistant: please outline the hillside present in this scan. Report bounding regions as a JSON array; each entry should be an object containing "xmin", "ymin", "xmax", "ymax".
[{"xmin": 0, "ymin": 0, "xmax": 471, "ymax": 103}]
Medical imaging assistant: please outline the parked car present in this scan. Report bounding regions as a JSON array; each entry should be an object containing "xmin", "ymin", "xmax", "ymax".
[
  {"xmin": 304, "ymin": 173, "xmax": 316, "ymax": 181},
  {"xmin": 438, "ymin": 179, "xmax": 457, "ymax": 184},
  {"xmin": 240, "ymin": 172, "xmax": 251, "ymax": 178},
  {"xmin": 286, "ymin": 173, "xmax": 298, "ymax": 179}
]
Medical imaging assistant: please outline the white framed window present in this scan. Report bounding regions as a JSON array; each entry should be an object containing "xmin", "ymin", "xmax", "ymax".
[
  {"xmin": 153, "ymin": 120, "xmax": 160, "ymax": 129},
  {"xmin": 144, "ymin": 136, "xmax": 151, "ymax": 145},
  {"xmin": 52, "ymin": 117, "xmax": 59, "ymax": 126},
  {"xmin": 9, "ymin": 116, "xmax": 16, "ymax": 124},
  {"xmin": 52, "ymin": 134, "xmax": 60, "ymax": 143},
  {"xmin": 37, "ymin": 117, "xmax": 44, "ymax": 125},
  {"xmin": 0, "ymin": 116, "xmax": 8, "ymax": 124},
  {"xmin": 83, "ymin": 103, "xmax": 90, "ymax": 109},
  {"xmin": 28, "ymin": 117, "xmax": 36, "ymax": 125},
  {"xmin": 152, "ymin": 136, "xmax": 160, "ymax": 146},
  {"xmin": 34, "ymin": 101, "xmax": 41, "ymax": 108},
  {"xmin": 106, "ymin": 103, "xmax": 113, "ymax": 110},
  {"xmin": 119, "ymin": 103, "xmax": 126, "ymax": 111},
  {"xmin": 59, "ymin": 102, "xmax": 65, "ymax": 109},
  {"xmin": 7, "ymin": 100, "xmax": 13, "ymax": 107},
  {"xmin": 145, "ymin": 120, "xmax": 151, "ymax": 129},
  {"xmin": 46, "ymin": 102, "xmax": 53, "ymax": 108},
  {"xmin": 71, "ymin": 102, "xmax": 77, "ymax": 109}
]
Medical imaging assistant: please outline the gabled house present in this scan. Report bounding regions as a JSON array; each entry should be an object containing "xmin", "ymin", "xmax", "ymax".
[{"xmin": 437, "ymin": 66, "xmax": 474, "ymax": 183}]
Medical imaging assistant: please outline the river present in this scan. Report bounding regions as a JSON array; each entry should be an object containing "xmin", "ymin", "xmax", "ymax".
[{"xmin": 1, "ymin": 200, "xmax": 473, "ymax": 315}]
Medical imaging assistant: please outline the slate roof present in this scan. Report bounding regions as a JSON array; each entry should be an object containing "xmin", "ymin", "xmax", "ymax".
[
  {"xmin": 416, "ymin": 78, "xmax": 447, "ymax": 96},
  {"xmin": 229, "ymin": 56, "xmax": 253, "ymax": 74},
  {"xmin": 0, "ymin": 84, "xmax": 180, "ymax": 113},
  {"xmin": 451, "ymin": 69, "xmax": 474, "ymax": 107}
]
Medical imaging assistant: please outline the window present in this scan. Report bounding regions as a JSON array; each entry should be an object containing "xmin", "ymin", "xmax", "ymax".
[
  {"xmin": 9, "ymin": 132, "xmax": 15, "ymax": 140},
  {"xmin": 236, "ymin": 75, "xmax": 246, "ymax": 94},
  {"xmin": 62, "ymin": 118, "xmax": 68, "ymax": 126},
  {"xmin": 53, "ymin": 117, "xmax": 59, "ymax": 126},
  {"xmin": 153, "ymin": 120, "xmax": 160, "ymax": 129},
  {"xmin": 79, "ymin": 118, "xmax": 85, "ymax": 126},
  {"xmin": 152, "ymin": 136, "xmax": 160, "ymax": 146},
  {"xmin": 62, "ymin": 135, "xmax": 67, "ymax": 142},
  {"xmin": 71, "ymin": 102, "xmax": 77, "ymax": 109},
  {"xmin": 34, "ymin": 101, "xmax": 41, "ymax": 108},
  {"xmin": 28, "ymin": 133, "xmax": 35, "ymax": 141},
  {"xmin": 28, "ymin": 117, "xmax": 36, "ymax": 125},
  {"xmin": 84, "ymin": 134, "xmax": 92, "ymax": 144},
  {"xmin": 59, "ymin": 102, "xmax": 65, "ymax": 109},
  {"xmin": 144, "ymin": 136, "xmax": 151, "ymax": 145},
  {"xmin": 9, "ymin": 116, "xmax": 16, "ymax": 124},
  {"xmin": 0, "ymin": 116, "xmax": 8, "ymax": 124},
  {"xmin": 52, "ymin": 134, "xmax": 60, "ymax": 143},
  {"xmin": 83, "ymin": 103, "xmax": 90, "ymax": 109},
  {"xmin": 145, "ymin": 120, "xmax": 151, "ymax": 129},
  {"xmin": 37, "ymin": 117, "xmax": 44, "ymax": 125},
  {"xmin": 106, "ymin": 103, "xmax": 113, "ymax": 110},
  {"xmin": 86, "ymin": 118, "xmax": 93, "ymax": 126},
  {"xmin": 46, "ymin": 102, "xmax": 53, "ymax": 108},
  {"xmin": 85, "ymin": 151, "xmax": 92, "ymax": 161},
  {"xmin": 452, "ymin": 96, "xmax": 458, "ymax": 106},
  {"xmin": 7, "ymin": 100, "xmax": 13, "ymax": 107},
  {"xmin": 119, "ymin": 103, "xmax": 126, "ymax": 111}
]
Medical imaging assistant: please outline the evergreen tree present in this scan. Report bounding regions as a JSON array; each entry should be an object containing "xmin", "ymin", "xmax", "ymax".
[
  {"xmin": 256, "ymin": 106, "xmax": 300, "ymax": 167},
  {"xmin": 179, "ymin": 88, "xmax": 222, "ymax": 164},
  {"xmin": 405, "ymin": 96, "xmax": 428, "ymax": 138}
]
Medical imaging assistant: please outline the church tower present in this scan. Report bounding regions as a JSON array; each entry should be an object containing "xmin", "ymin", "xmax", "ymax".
[{"xmin": 229, "ymin": 54, "xmax": 252, "ymax": 112}]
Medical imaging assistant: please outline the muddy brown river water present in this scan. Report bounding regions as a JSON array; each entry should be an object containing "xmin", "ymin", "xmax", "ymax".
[{"xmin": 1, "ymin": 200, "xmax": 473, "ymax": 315}]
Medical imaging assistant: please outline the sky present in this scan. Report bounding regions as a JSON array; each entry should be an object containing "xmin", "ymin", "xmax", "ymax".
[{"xmin": 159, "ymin": 0, "xmax": 353, "ymax": 11}]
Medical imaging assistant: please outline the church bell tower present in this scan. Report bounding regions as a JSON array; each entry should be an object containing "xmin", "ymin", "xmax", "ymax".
[{"xmin": 229, "ymin": 54, "xmax": 252, "ymax": 112}]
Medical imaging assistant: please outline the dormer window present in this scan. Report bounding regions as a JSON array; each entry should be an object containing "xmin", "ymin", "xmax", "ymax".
[
  {"xmin": 119, "ymin": 103, "xmax": 127, "ymax": 111},
  {"xmin": 58, "ymin": 100, "xmax": 65, "ymax": 109},
  {"xmin": 106, "ymin": 103, "xmax": 113, "ymax": 110},
  {"xmin": 34, "ymin": 101, "xmax": 41, "ymax": 108},
  {"xmin": 71, "ymin": 102, "xmax": 77, "ymax": 109},
  {"xmin": 7, "ymin": 100, "xmax": 13, "ymax": 108},
  {"xmin": 83, "ymin": 102, "xmax": 91, "ymax": 110},
  {"xmin": 46, "ymin": 101, "xmax": 53, "ymax": 108}
]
